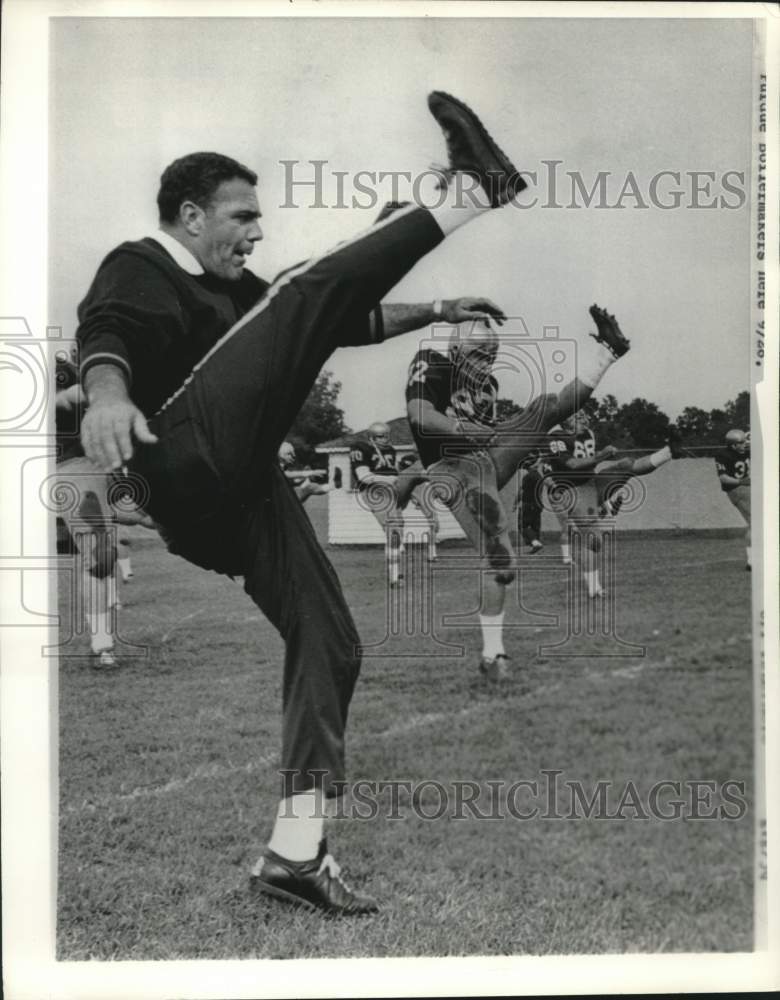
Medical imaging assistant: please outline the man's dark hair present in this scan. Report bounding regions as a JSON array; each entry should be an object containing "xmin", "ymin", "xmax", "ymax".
[{"xmin": 157, "ymin": 152, "xmax": 258, "ymax": 223}]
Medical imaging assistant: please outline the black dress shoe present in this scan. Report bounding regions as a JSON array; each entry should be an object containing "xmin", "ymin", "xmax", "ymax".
[{"xmin": 250, "ymin": 839, "xmax": 378, "ymax": 916}]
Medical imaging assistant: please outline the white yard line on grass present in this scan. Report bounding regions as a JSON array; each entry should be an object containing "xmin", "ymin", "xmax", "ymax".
[
  {"xmin": 62, "ymin": 629, "xmax": 736, "ymax": 816},
  {"xmin": 160, "ymin": 607, "xmax": 206, "ymax": 643},
  {"xmin": 65, "ymin": 753, "xmax": 278, "ymax": 814}
]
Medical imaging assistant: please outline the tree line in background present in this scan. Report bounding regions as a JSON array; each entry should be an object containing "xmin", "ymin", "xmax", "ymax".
[
  {"xmin": 497, "ymin": 390, "xmax": 750, "ymax": 455},
  {"xmin": 290, "ymin": 371, "xmax": 750, "ymax": 465}
]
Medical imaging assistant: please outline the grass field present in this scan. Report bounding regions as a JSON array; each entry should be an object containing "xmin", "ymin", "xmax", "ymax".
[{"xmin": 57, "ymin": 515, "xmax": 754, "ymax": 959}]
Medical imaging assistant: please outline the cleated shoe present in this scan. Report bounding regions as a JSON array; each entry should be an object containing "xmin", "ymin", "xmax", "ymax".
[
  {"xmin": 427, "ymin": 91, "xmax": 527, "ymax": 206},
  {"xmin": 478, "ymin": 653, "xmax": 511, "ymax": 683},
  {"xmin": 588, "ymin": 304, "xmax": 630, "ymax": 358},
  {"xmin": 250, "ymin": 840, "xmax": 378, "ymax": 916},
  {"xmin": 529, "ymin": 539, "xmax": 543, "ymax": 554}
]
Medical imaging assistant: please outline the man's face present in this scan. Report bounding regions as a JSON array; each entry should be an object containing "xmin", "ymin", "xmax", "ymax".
[
  {"xmin": 571, "ymin": 413, "xmax": 589, "ymax": 435},
  {"xmin": 455, "ymin": 322, "xmax": 498, "ymax": 380},
  {"xmin": 730, "ymin": 438, "xmax": 748, "ymax": 456},
  {"xmin": 194, "ymin": 178, "xmax": 263, "ymax": 281}
]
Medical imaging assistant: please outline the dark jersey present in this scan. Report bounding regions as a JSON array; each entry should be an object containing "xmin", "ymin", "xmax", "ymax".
[
  {"xmin": 542, "ymin": 428, "xmax": 597, "ymax": 479},
  {"xmin": 76, "ymin": 237, "xmax": 270, "ymax": 416},
  {"xmin": 405, "ymin": 348, "xmax": 498, "ymax": 467},
  {"xmin": 350, "ymin": 440, "xmax": 398, "ymax": 486},
  {"xmin": 715, "ymin": 448, "xmax": 750, "ymax": 491}
]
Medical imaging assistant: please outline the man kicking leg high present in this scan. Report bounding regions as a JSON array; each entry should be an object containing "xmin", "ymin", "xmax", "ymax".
[
  {"xmin": 78, "ymin": 92, "xmax": 528, "ymax": 913},
  {"xmin": 401, "ymin": 305, "xmax": 631, "ymax": 681}
]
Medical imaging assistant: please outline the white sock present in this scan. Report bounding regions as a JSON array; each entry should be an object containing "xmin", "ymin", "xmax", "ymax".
[
  {"xmin": 118, "ymin": 557, "xmax": 133, "ymax": 581},
  {"xmin": 579, "ymin": 341, "xmax": 616, "ymax": 388},
  {"xmin": 561, "ymin": 542, "xmax": 572, "ymax": 564},
  {"xmin": 746, "ymin": 546, "xmax": 752, "ymax": 567},
  {"xmin": 427, "ymin": 176, "xmax": 489, "ymax": 236},
  {"xmin": 387, "ymin": 549, "xmax": 400, "ymax": 585},
  {"xmin": 480, "ymin": 612, "xmax": 505, "ymax": 660},
  {"xmin": 584, "ymin": 570, "xmax": 602, "ymax": 597},
  {"xmin": 107, "ymin": 574, "xmax": 119, "ymax": 609},
  {"xmin": 87, "ymin": 611, "xmax": 113, "ymax": 654},
  {"xmin": 267, "ymin": 791, "xmax": 325, "ymax": 862},
  {"xmin": 648, "ymin": 445, "xmax": 672, "ymax": 468}
]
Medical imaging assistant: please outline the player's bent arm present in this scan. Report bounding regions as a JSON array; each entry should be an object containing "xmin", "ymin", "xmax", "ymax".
[
  {"xmin": 407, "ymin": 398, "xmax": 460, "ymax": 438},
  {"xmin": 353, "ymin": 465, "xmax": 395, "ymax": 488},
  {"xmin": 381, "ymin": 298, "xmax": 507, "ymax": 341},
  {"xmin": 81, "ymin": 363, "xmax": 158, "ymax": 471},
  {"xmin": 283, "ymin": 469, "xmax": 327, "ymax": 480},
  {"xmin": 408, "ymin": 398, "xmax": 494, "ymax": 448},
  {"xmin": 718, "ymin": 472, "xmax": 743, "ymax": 490}
]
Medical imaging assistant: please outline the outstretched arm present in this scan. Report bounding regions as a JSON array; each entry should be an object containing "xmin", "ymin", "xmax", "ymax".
[
  {"xmin": 294, "ymin": 480, "xmax": 330, "ymax": 503},
  {"xmin": 81, "ymin": 363, "xmax": 158, "ymax": 471},
  {"xmin": 718, "ymin": 472, "xmax": 749, "ymax": 489},
  {"xmin": 381, "ymin": 298, "xmax": 506, "ymax": 341}
]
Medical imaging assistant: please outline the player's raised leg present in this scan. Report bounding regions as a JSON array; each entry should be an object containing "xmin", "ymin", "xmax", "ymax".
[
  {"xmin": 351, "ymin": 423, "xmax": 406, "ymax": 586},
  {"xmin": 429, "ymin": 453, "xmax": 514, "ymax": 682},
  {"xmin": 489, "ymin": 305, "xmax": 631, "ymax": 492}
]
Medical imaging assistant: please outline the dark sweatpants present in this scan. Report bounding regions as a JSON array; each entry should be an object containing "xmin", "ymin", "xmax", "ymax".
[
  {"xmin": 519, "ymin": 467, "xmax": 544, "ymax": 546},
  {"xmin": 132, "ymin": 207, "xmax": 444, "ymax": 797}
]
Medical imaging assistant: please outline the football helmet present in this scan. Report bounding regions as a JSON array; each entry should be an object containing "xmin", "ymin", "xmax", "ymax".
[
  {"xmin": 725, "ymin": 428, "xmax": 748, "ymax": 454},
  {"xmin": 449, "ymin": 318, "xmax": 498, "ymax": 376},
  {"xmin": 368, "ymin": 422, "xmax": 391, "ymax": 444},
  {"xmin": 561, "ymin": 411, "xmax": 590, "ymax": 435},
  {"xmin": 278, "ymin": 441, "xmax": 296, "ymax": 469}
]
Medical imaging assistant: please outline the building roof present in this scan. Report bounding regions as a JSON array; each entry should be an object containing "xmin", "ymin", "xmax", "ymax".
[{"xmin": 316, "ymin": 416, "xmax": 415, "ymax": 452}]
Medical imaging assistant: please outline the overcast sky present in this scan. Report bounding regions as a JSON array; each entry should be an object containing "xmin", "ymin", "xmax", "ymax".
[{"xmin": 50, "ymin": 14, "xmax": 754, "ymax": 431}]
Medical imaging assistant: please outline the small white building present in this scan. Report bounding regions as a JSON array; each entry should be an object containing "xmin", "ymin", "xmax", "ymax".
[{"xmin": 315, "ymin": 418, "xmax": 467, "ymax": 545}]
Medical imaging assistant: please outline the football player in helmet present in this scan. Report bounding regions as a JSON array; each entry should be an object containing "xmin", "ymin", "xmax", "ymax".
[
  {"xmin": 278, "ymin": 441, "xmax": 330, "ymax": 504},
  {"xmin": 351, "ymin": 422, "xmax": 437, "ymax": 584},
  {"xmin": 55, "ymin": 354, "xmax": 153, "ymax": 666},
  {"xmin": 514, "ymin": 456, "xmax": 547, "ymax": 554},
  {"xmin": 543, "ymin": 412, "xmax": 685, "ymax": 596},
  {"xmin": 549, "ymin": 411, "xmax": 598, "ymax": 565},
  {"xmin": 401, "ymin": 304, "xmax": 632, "ymax": 681},
  {"xmin": 716, "ymin": 428, "xmax": 751, "ymax": 569}
]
